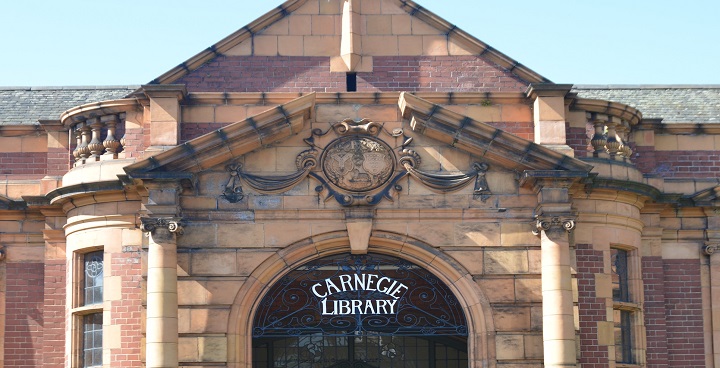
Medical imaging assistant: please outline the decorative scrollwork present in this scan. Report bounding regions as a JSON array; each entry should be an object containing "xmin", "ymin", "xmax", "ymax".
[
  {"xmin": 140, "ymin": 217, "xmax": 184, "ymax": 235},
  {"xmin": 400, "ymin": 154, "xmax": 492, "ymax": 201},
  {"xmin": 704, "ymin": 243, "xmax": 720, "ymax": 256},
  {"xmin": 532, "ymin": 216, "xmax": 576, "ymax": 235},
  {"xmin": 333, "ymin": 118, "xmax": 383, "ymax": 136}
]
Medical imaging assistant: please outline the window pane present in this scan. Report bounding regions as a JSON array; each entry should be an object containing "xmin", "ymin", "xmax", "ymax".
[
  {"xmin": 83, "ymin": 313, "xmax": 103, "ymax": 368},
  {"xmin": 611, "ymin": 249, "xmax": 629, "ymax": 302},
  {"xmin": 84, "ymin": 251, "xmax": 104, "ymax": 305},
  {"xmin": 614, "ymin": 309, "xmax": 633, "ymax": 364}
]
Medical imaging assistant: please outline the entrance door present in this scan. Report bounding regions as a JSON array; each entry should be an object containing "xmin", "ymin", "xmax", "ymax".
[
  {"xmin": 252, "ymin": 254, "xmax": 469, "ymax": 368},
  {"xmin": 253, "ymin": 333, "xmax": 467, "ymax": 367}
]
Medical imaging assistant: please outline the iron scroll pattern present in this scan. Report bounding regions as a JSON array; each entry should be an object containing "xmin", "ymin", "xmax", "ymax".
[{"xmin": 253, "ymin": 254, "xmax": 468, "ymax": 338}]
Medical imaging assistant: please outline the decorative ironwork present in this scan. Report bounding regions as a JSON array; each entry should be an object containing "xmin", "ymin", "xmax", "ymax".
[
  {"xmin": 532, "ymin": 216, "xmax": 575, "ymax": 235},
  {"xmin": 140, "ymin": 217, "xmax": 184, "ymax": 235},
  {"xmin": 253, "ymin": 253, "xmax": 468, "ymax": 338}
]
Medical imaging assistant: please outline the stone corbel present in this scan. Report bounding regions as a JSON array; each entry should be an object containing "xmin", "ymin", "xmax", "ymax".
[
  {"xmin": 704, "ymin": 242, "xmax": 720, "ymax": 256},
  {"xmin": 532, "ymin": 215, "xmax": 576, "ymax": 235},
  {"xmin": 140, "ymin": 217, "xmax": 184, "ymax": 235}
]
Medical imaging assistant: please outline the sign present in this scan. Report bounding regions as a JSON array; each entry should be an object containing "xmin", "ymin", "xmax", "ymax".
[{"xmin": 310, "ymin": 273, "xmax": 408, "ymax": 315}]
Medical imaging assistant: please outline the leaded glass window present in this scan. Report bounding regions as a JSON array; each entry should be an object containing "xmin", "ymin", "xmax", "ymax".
[
  {"xmin": 82, "ymin": 313, "xmax": 103, "ymax": 368},
  {"xmin": 83, "ymin": 251, "xmax": 103, "ymax": 305}
]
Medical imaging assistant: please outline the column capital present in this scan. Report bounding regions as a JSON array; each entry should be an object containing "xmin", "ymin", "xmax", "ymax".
[
  {"xmin": 533, "ymin": 215, "xmax": 576, "ymax": 235},
  {"xmin": 704, "ymin": 242, "xmax": 720, "ymax": 256},
  {"xmin": 140, "ymin": 217, "xmax": 184, "ymax": 235}
]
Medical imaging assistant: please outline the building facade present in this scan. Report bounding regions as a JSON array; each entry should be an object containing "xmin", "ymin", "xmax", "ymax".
[{"xmin": 0, "ymin": 0, "xmax": 719, "ymax": 367}]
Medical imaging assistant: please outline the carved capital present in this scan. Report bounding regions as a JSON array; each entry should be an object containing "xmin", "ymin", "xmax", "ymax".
[
  {"xmin": 140, "ymin": 217, "xmax": 184, "ymax": 235},
  {"xmin": 704, "ymin": 242, "xmax": 720, "ymax": 256},
  {"xmin": 532, "ymin": 216, "xmax": 576, "ymax": 235}
]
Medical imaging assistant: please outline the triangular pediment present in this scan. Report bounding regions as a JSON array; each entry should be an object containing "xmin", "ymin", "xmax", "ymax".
[
  {"xmin": 147, "ymin": 0, "xmax": 549, "ymax": 90},
  {"xmin": 126, "ymin": 91, "xmax": 591, "ymax": 186},
  {"xmin": 398, "ymin": 92, "xmax": 593, "ymax": 173},
  {"xmin": 124, "ymin": 93, "xmax": 316, "ymax": 177}
]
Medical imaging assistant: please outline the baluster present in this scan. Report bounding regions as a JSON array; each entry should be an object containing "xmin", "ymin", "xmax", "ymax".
[
  {"xmin": 77, "ymin": 122, "xmax": 91, "ymax": 163},
  {"xmin": 87, "ymin": 117, "xmax": 104, "ymax": 160},
  {"xmin": 102, "ymin": 115, "xmax": 120, "ymax": 159},
  {"xmin": 72, "ymin": 122, "xmax": 82, "ymax": 164},
  {"xmin": 590, "ymin": 118, "xmax": 608, "ymax": 158},
  {"xmin": 605, "ymin": 121, "xmax": 621, "ymax": 158}
]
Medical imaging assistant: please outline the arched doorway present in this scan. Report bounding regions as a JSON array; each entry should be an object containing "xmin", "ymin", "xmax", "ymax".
[{"xmin": 251, "ymin": 253, "xmax": 468, "ymax": 367}]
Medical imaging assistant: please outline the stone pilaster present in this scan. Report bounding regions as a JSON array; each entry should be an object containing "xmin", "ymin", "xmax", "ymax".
[
  {"xmin": 705, "ymin": 232, "xmax": 720, "ymax": 367},
  {"xmin": 526, "ymin": 83, "xmax": 574, "ymax": 157},
  {"xmin": 141, "ymin": 84, "xmax": 186, "ymax": 153}
]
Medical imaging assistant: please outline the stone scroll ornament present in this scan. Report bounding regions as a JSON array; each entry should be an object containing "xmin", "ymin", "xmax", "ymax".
[
  {"xmin": 222, "ymin": 118, "xmax": 492, "ymax": 206},
  {"xmin": 140, "ymin": 217, "xmax": 185, "ymax": 235}
]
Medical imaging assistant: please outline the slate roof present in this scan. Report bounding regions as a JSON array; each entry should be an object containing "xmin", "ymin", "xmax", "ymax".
[
  {"xmin": 0, "ymin": 86, "xmax": 137, "ymax": 126},
  {"xmin": 1, "ymin": 85, "xmax": 719, "ymax": 126},
  {"xmin": 574, "ymin": 85, "xmax": 720, "ymax": 124}
]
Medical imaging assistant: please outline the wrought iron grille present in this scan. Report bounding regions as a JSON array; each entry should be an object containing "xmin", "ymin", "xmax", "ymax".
[{"xmin": 253, "ymin": 253, "xmax": 468, "ymax": 338}]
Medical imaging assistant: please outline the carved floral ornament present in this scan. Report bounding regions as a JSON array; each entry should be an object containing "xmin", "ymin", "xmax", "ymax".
[
  {"xmin": 222, "ymin": 119, "xmax": 492, "ymax": 206},
  {"xmin": 140, "ymin": 217, "xmax": 185, "ymax": 235},
  {"xmin": 532, "ymin": 216, "xmax": 576, "ymax": 235}
]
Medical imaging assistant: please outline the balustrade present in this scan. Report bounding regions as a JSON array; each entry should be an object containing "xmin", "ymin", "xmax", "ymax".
[
  {"xmin": 588, "ymin": 112, "xmax": 633, "ymax": 161},
  {"xmin": 71, "ymin": 113, "xmax": 126, "ymax": 166}
]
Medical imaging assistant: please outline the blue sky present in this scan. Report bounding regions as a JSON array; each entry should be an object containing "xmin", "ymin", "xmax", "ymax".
[{"xmin": 1, "ymin": 0, "xmax": 718, "ymax": 86}]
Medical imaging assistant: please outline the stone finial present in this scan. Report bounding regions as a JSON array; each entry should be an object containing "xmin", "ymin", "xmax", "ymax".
[
  {"xmin": 140, "ymin": 217, "xmax": 184, "ymax": 235},
  {"xmin": 532, "ymin": 216, "xmax": 576, "ymax": 235}
]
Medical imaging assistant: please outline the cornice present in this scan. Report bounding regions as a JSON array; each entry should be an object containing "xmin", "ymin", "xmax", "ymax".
[
  {"xmin": 59, "ymin": 98, "xmax": 141, "ymax": 128},
  {"xmin": 570, "ymin": 97, "xmax": 643, "ymax": 126}
]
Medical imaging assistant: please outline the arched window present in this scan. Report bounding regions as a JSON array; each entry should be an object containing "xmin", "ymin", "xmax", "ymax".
[{"xmin": 252, "ymin": 253, "xmax": 468, "ymax": 367}]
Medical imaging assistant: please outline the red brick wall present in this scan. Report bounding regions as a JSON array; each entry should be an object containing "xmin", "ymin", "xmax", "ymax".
[
  {"xmin": 576, "ymin": 244, "xmax": 609, "ymax": 367},
  {"xmin": 41, "ymin": 259, "xmax": 66, "ymax": 367},
  {"xmin": 175, "ymin": 55, "xmax": 528, "ymax": 93},
  {"xmin": 182, "ymin": 123, "xmax": 227, "ymax": 143},
  {"xmin": 634, "ymin": 150, "xmax": 720, "ymax": 178},
  {"xmin": 4, "ymin": 262, "xmax": 44, "ymax": 367},
  {"xmin": 0, "ymin": 153, "xmax": 47, "ymax": 178},
  {"xmin": 358, "ymin": 56, "xmax": 527, "ymax": 92},
  {"xmin": 46, "ymin": 148, "xmax": 72, "ymax": 176},
  {"xmin": 109, "ymin": 245, "xmax": 144, "ymax": 367},
  {"xmin": 567, "ymin": 123, "xmax": 592, "ymax": 158},
  {"xmin": 663, "ymin": 259, "xmax": 705, "ymax": 367},
  {"xmin": 642, "ymin": 256, "xmax": 669, "ymax": 367}
]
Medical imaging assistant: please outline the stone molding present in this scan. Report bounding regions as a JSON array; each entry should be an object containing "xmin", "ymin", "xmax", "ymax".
[
  {"xmin": 532, "ymin": 215, "xmax": 576, "ymax": 235},
  {"xmin": 140, "ymin": 217, "xmax": 184, "ymax": 235}
]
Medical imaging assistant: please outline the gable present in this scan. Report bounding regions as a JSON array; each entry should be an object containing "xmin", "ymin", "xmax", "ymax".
[{"xmin": 152, "ymin": 0, "xmax": 548, "ymax": 92}]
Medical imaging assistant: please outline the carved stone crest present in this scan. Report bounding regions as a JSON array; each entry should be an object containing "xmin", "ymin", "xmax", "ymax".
[
  {"xmin": 221, "ymin": 118, "xmax": 492, "ymax": 206},
  {"xmin": 322, "ymin": 136, "xmax": 394, "ymax": 192}
]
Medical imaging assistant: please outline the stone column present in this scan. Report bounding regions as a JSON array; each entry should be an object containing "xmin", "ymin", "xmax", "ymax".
[
  {"xmin": 523, "ymin": 172, "xmax": 583, "ymax": 368},
  {"xmin": 535, "ymin": 215, "xmax": 577, "ymax": 367},
  {"xmin": 141, "ymin": 217, "xmax": 183, "ymax": 368}
]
